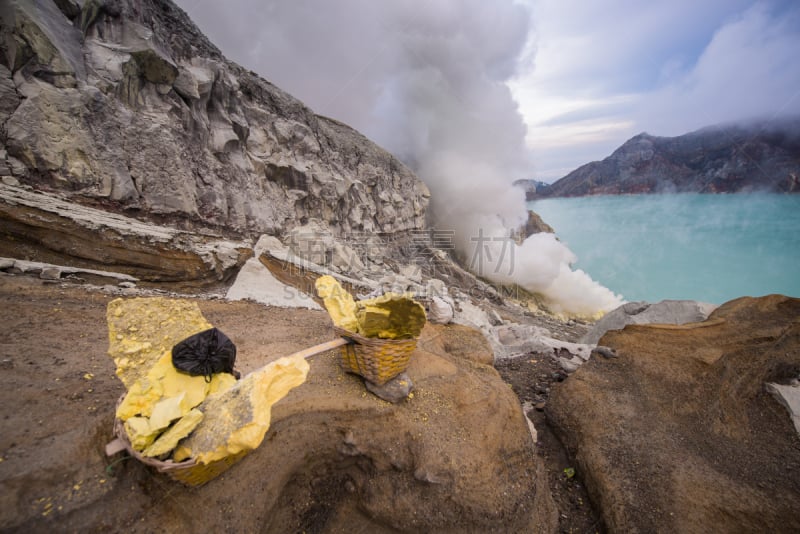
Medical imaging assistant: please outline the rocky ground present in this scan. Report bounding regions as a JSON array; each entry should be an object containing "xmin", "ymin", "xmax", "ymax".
[
  {"xmin": 0, "ymin": 273, "xmax": 598, "ymax": 533},
  {"xmin": 495, "ymin": 355, "xmax": 601, "ymax": 533},
  {"xmin": 3, "ymin": 269, "xmax": 799, "ymax": 534}
]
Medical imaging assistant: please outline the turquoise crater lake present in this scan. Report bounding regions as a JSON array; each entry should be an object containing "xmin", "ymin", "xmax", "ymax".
[{"xmin": 529, "ymin": 193, "xmax": 800, "ymax": 305}]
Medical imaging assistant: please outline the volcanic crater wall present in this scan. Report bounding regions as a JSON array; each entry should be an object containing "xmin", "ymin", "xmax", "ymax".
[{"xmin": 0, "ymin": 0, "xmax": 430, "ymax": 238}]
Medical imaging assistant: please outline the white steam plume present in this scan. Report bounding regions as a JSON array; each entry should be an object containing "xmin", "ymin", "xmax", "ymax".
[{"xmin": 179, "ymin": 0, "xmax": 624, "ymax": 316}]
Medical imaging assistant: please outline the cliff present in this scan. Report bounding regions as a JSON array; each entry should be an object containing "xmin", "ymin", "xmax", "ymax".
[
  {"xmin": 0, "ymin": 0, "xmax": 429, "ymax": 237},
  {"xmin": 538, "ymin": 119, "xmax": 800, "ymax": 197}
]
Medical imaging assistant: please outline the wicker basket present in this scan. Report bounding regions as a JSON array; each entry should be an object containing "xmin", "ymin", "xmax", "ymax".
[
  {"xmin": 112, "ymin": 398, "xmax": 248, "ymax": 487},
  {"xmin": 334, "ymin": 326, "xmax": 417, "ymax": 385}
]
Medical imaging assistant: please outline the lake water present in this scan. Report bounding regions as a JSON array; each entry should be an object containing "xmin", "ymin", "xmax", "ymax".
[{"xmin": 529, "ymin": 193, "xmax": 800, "ymax": 305}]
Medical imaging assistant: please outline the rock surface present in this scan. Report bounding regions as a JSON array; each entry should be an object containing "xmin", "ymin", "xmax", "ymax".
[
  {"xmin": 0, "ymin": 0, "xmax": 429, "ymax": 238},
  {"xmin": 0, "ymin": 184, "xmax": 250, "ymax": 286},
  {"xmin": 548, "ymin": 295, "xmax": 800, "ymax": 533},
  {"xmin": 580, "ymin": 299, "xmax": 717, "ymax": 345},
  {"xmin": 225, "ymin": 257, "xmax": 321, "ymax": 309},
  {"xmin": 537, "ymin": 119, "xmax": 800, "ymax": 197},
  {"xmin": 517, "ymin": 210, "xmax": 554, "ymax": 241}
]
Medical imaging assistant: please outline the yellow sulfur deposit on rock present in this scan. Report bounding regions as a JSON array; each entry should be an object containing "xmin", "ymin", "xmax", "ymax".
[
  {"xmin": 124, "ymin": 417, "xmax": 156, "ymax": 450},
  {"xmin": 173, "ymin": 355, "xmax": 309, "ymax": 464},
  {"xmin": 108, "ymin": 297, "xmax": 238, "ymax": 458},
  {"xmin": 107, "ymin": 297, "xmax": 212, "ymax": 388},
  {"xmin": 148, "ymin": 393, "xmax": 187, "ymax": 432},
  {"xmin": 356, "ymin": 292, "xmax": 427, "ymax": 339},
  {"xmin": 315, "ymin": 275, "xmax": 426, "ymax": 339},
  {"xmin": 143, "ymin": 409, "xmax": 204, "ymax": 458},
  {"xmin": 314, "ymin": 275, "xmax": 359, "ymax": 331},
  {"xmin": 115, "ymin": 351, "xmax": 236, "ymax": 422}
]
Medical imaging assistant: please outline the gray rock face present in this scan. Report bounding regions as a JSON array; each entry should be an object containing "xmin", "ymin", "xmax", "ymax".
[
  {"xmin": 581, "ymin": 299, "xmax": 717, "ymax": 345},
  {"xmin": 0, "ymin": 0, "xmax": 429, "ymax": 238}
]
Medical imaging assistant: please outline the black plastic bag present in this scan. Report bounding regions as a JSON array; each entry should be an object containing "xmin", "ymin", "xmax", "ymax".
[{"xmin": 172, "ymin": 328, "xmax": 237, "ymax": 381}]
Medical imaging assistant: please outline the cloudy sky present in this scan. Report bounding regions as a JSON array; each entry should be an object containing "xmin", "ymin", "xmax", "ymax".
[{"xmin": 177, "ymin": 0, "xmax": 800, "ymax": 183}]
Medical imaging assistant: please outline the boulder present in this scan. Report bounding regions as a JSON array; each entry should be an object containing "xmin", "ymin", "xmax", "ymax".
[
  {"xmin": 548, "ymin": 295, "xmax": 800, "ymax": 533},
  {"xmin": 286, "ymin": 220, "xmax": 335, "ymax": 266},
  {"xmin": 580, "ymin": 299, "xmax": 717, "ymax": 344},
  {"xmin": 428, "ymin": 296, "xmax": 454, "ymax": 324},
  {"xmin": 225, "ymin": 257, "xmax": 321, "ymax": 310},
  {"xmin": 515, "ymin": 210, "xmax": 554, "ymax": 243}
]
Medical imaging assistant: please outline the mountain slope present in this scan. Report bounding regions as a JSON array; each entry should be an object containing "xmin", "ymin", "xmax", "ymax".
[
  {"xmin": 540, "ymin": 119, "xmax": 800, "ymax": 197},
  {"xmin": 0, "ymin": 0, "xmax": 429, "ymax": 237}
]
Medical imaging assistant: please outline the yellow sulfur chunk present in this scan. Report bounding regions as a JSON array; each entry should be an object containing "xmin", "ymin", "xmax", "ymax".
[
  {"xmin": 356, "ymin": 292, "xmax": 427, "ymax": 339},
  {"xmin": 149, "ymin": 393, "xmax": 187, "ymax": 432},
  {"xmin": 116, "ymin": 351, "xmax": 237, "ymax": 422},
  {"xmin": 355, "ymin": 306, "xmax": 392, "ymax": 338},
  {"xmin": 143, "ymin": 409, "xmax": 204, "ymax": 458},
  {"xmin": 208, "ymin": 373, "xmax": 238, "ymax": 395},
  {"xmin": 124, "ymin": 417, "xmax": 157, "ymax": 451},
  {"xmin": 152, "ymin": 352, "xmax": 212, "ymax": 409},
  {"xmin": 107, "ymin": 297, "xmax": 212, "ymax": 388},
  {"xmin": 315, "ymin": 276, "xmax": 359, "ymax": 332},
  {"xmin": 173, "ymin": 355, "xmax": 309, "ymax": 464},
  {"xmin": 116, "ymin": 378, "xmax": 163, "ymax": 420}
]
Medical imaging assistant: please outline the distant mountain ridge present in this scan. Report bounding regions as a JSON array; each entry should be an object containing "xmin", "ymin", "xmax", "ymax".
[{"xmin": 536, "ymin": 119, "xmax": 800, "ymax": 198}]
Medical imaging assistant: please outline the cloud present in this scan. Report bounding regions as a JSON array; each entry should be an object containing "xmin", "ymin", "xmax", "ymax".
[
  {"xmin": 635, "ymin": 2, "xmax": 800, "ymax": 135},
  {"xmin": 511, "ymin": 0, "xmax": 800, "ymax": 181}
]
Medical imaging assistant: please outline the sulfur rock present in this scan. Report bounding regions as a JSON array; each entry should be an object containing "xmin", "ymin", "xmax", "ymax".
[
  {"xmin": 148, "ymin": 393, "xmax": 187, "ymax": 431},
  {"xmin": 355, "ymin": 292, "xmax": 426, "ymax": 339},
  {"xmin": 116, "ymin": 351, "xmax": 236, "ymax": 421},
  {"xmin": 315, "ymin": 276, "xmax": 359, "ymax": 331},
  {"xmin": 174, "ymin": 355, "xmax": 309, "ymax": 464},
  {"xmin": 144, "ymin": 409, "xmax": 204, "ymax": 458},
  {"xmin": 124, "ymin": 417, "xmax": 157, "ymax": 451},
  {"xmin": 116, "ymin": 377, "xmax": 164, "ymax": 420},
  {"xmin": 107, "ymin": 297, "xmax": 239, "ymax": 461},
  {"xmin": 315, "ymin": 275, "xmax": 426, "ymax": 339},
  {"xmin": 107, "ymin": 297, "xmax": 213, "ymax": 388}
]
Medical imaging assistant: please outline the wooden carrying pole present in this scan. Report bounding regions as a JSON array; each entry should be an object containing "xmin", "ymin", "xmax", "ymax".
[{"xmin": 289, "ymin": 337, "xmax": 351, "ymax": 360}]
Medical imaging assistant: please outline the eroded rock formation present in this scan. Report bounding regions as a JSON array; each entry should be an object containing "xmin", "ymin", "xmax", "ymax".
[
  {"xmin": 548, "ymin": 295, "xmax": 800, "ymax": 532},
  {"xmin": 0, "ymin": 183, "xmax": 250, "ymax": 285},
  {"xmin": 0, "ymin": 0, "xmax": 429, "ymax": 237}
]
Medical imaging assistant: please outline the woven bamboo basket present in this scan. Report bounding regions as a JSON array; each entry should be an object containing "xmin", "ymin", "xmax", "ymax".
[
  {"xmin": 111, "ymin": 397, "xmax": 248, "ymax": 486},
  {"xmin": 334, "ymin": 326, "xmax": 417, "ymax": 385}
]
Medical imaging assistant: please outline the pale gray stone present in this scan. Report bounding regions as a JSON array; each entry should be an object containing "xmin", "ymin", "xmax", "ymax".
[
  {"xmin": 428, "ymin": 296, "xmax": 454, "ymax": 325},
  {"xmin": 766, "ymin": 382, "xmax": 800, "ymax": 437},
  {"xmin": 225, "ymin": 257, "xmax": 321, "ymax": 310},
  {"xmin": 581, "ymin": 299, "xmax": 718, "ymax": 345},
  {"xmin": 39, "ymin": 266, "xmax": 62, "ymax": 280},
  {"xmin": 173, "ymin": 66, "xmax": 200, "ymax": 100}
]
